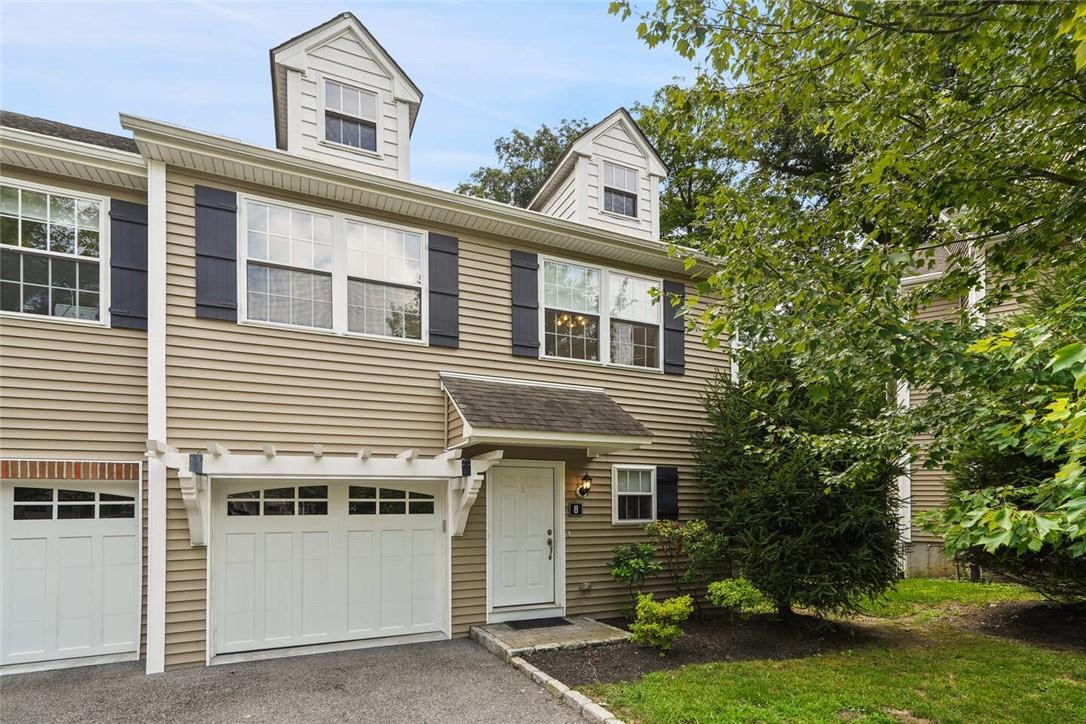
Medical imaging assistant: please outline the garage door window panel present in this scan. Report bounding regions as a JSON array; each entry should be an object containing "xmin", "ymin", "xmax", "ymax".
[
  {"xmin": 11, "ymin": 487, "xmax": 135, "ymax": 520},
  {"xmin": 226, "ymin": 486, "xmax": 328, "ymax": 516}
]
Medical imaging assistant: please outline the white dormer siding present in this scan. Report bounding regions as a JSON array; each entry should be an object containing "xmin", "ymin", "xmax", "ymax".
[
  {"xmin": 530, "ymin": 109, "xmax": 667, "ymax": 242},
  {"xmin": 271, "ymin": 14, "xmax": 422, "ymax": 181}
]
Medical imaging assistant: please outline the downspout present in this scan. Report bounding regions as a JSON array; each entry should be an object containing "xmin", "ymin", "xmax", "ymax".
[{"xmin": 145, "ymin": 159, "xmax": 167, "ymax": 674}]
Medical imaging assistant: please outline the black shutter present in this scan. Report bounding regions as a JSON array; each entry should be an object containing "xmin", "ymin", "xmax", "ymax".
[
  {"xmin": 109, "ymin": 200, "xmax": 148, "ymax": 330},
  {"xmin": 194, "ymin": 186, "xmax": 238, "ymax": 321},
  {"xmin": 656, "ymin": 466, "xmax": 679, "ymax": 520},
  {"xmin": 510, "ymin": 250, "xmax": 539, "ymax": 357},
  {"xmin": 662, "ymin": 279, "xmax": 686, "ymax": 375},
  {"xmin": 428, "ymin": 233, "xmax": 459, "ymax": 348}
]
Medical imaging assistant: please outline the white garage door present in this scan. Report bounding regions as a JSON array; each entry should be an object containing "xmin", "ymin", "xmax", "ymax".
[
  {"xmin": 212, "ymin": 481, "xmax": 445, "ymax": 655},
  {"xmin": 1, "ymin": 482, "xmax": 140, "ymax": 667}
]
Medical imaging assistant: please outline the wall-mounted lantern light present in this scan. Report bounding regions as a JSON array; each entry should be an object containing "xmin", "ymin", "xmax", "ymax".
[{"xmin": 577, "ymin": 472, "xmax": 593, "ymax": 498}]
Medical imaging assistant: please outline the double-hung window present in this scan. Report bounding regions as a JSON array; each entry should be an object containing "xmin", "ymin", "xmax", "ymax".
[
  {"xmin": 609, "ymin": 273, "xmax": 659, "ymax": 368},
  {"xmin": 613, "ymin": 466, "xmax": 656, "ymax": 524},
  {"xmin": 323, "ymin": 78, "xmax": 378, "ymax": 153},
  {"xmin": 0, "ymin": 181, "xmax": 105, "ymax": 322},
  {"xmin": 542, "ymin": 258, "xmax": 661, "ymax": 370},
  {"xmin": 543, "ymin": 259, "xmax": 601, "ymax": 362},
  {"xmin": 602, "ymin": 161, "xmax": 638, "ymax": 218},
  {"xmin": 345, "ymin": 219, "xmax": 423, "ymax": 340},
  {"xmin": 244, "ymin": 201, "xmax": 334, "ymax": 330},
  {"xmin": 239, "ymin": 196, "xmax": 427, "ymax": 343}
]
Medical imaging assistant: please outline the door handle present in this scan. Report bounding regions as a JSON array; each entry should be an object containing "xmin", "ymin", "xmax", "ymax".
[{"xmin": 546, "ymin": 537, "xmax": 553, "ymax": 561}]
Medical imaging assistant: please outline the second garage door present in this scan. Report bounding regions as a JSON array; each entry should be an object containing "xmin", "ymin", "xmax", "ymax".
[{"xmin": 212, "ymin": 481, "xmax": 445, "ymax": 656}]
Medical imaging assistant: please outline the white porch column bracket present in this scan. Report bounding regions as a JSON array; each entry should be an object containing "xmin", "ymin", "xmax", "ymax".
[
  {"xmin": 207, "ymin": 442, "xmax": 230, "ymax": 457},
  {"xmin": 177, "ymin": 466, "xmax": 209, "ymax": 547},
  {"xmin": 262, "ymin": 444, "xmax": 276, "ymax": 458},
  {"xmin": 449, "ymin": 450, "xmax": 504, "ymax": 537},
  {"xmin": 397, "ymin": 448, "xmax": 417, "ymax": 461},
  {"xmin": 313, "ymin": 444, "xmax": 323, "ymax": 458}
]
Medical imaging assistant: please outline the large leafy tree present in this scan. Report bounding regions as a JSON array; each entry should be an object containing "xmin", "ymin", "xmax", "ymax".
[
  {"xmin": 633, "ymin": 85, "xmax": 733, "ymax": 241},
  {"xmin": 455, "ymin": 119, "xmax": 591, "ymax": 208},
  {"xmin": 457, "ymin": 90, "xmax": 734, "ymax": 240},
  {"xmin": 611, "ymin": 1, "xmax": 1086, "ymax": 569}
]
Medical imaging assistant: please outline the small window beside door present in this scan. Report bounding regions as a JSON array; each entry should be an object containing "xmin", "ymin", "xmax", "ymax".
[{"xmin": 612, "ymin": 466, "xmax": 656, "ymax": 524}]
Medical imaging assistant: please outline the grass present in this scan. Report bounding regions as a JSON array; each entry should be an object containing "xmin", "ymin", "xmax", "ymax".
[
  {"xmin": 588, "ymin": 628, "xmax": 1086, "ymax": 724},
  {"xmin": 858, "ymin": 578, "xmax": 1041, "ymax": 620},
  {"xmin": 584, "ymin": 580, "xmax": 1083, "ymax": 724}
]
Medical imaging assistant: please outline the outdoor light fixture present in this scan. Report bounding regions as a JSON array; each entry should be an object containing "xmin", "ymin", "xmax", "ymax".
[{"xmin": 577, "ymin": 472, "xmax": 593, "ymax": 498}]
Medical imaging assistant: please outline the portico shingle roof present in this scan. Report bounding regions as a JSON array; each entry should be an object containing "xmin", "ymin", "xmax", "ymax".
[{"xmin": 440, "ymin": 373, "xmax": 651, "ymax": 439}]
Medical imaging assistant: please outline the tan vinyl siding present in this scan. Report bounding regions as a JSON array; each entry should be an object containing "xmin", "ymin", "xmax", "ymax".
[
  {"xmin": 908, "ymin": 297, "xmax": 962, "ymax": 541},
  {"xmin": 0, "ymin": 167, "xmax": 147, "ymax": 459},
  {"xmin": 451, "ymin": 483, "xmax": 486, "ymax": 636},
  {"xmin": 447, "ymin": 397, "xmax": 465, "ymax": 448},
  {"xmin": 162, "ymin": 169, "xmax": 724, "ymax": 659},
  {"xmin": 165, "ymin": 470, "xmax": 207, "ymax": 669}
]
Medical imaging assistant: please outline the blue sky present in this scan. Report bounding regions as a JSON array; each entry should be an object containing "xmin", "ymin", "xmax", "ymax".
[{"xmin": 0, "ymin": 1, "xmax": 696, "ymax": 189}]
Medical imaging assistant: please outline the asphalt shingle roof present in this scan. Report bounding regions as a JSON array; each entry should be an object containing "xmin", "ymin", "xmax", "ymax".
[
  {"xmin": 441, "ymin": 374, "xmax": 651, "ymax": 438},
  {"xmin": 1, "ymin": 110, "xmax": 138, "ymax": 153}
]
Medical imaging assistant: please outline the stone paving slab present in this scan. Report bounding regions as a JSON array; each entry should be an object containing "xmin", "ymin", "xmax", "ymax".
[{"xmin": 476, "ymin": 616, "xmax": 630, "ymax": 652}]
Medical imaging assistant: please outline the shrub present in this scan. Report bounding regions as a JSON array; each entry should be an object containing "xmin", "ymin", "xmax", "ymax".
[
  {"xmin": 628, "ymin": 594, "xmax": 694, "ymax": 654},
  {"xmin": 644, "ymin": 519, "xmax": 731, "ymax": 610},
  {"xmin": 693, "ymin": 361, "xmax": 902, "ymax": 618},
  {"xmin": 707, "ymin": 578, "xmax": 772, "ymax": 620},
  {"xmin": 610, "ymin": 542, "xmax": 663, "ymax": 606}
]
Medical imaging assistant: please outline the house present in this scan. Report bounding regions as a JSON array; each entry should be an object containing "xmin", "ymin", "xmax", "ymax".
[{"xmin": 0, "ymin": 13, "xmax": 725, "ymax": 675}]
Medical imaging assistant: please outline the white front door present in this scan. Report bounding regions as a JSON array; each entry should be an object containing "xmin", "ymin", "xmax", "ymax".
[
  {"xmin": 212, "ymin": 481, "xmax": 444, "ymax": 655},
  {"xmin": 1, "ymin": 482, "xmax": 140, "ymax": 666},
  {"xmin": 489, "ymin": 465, "xmax": 556, "ymax": 608}
]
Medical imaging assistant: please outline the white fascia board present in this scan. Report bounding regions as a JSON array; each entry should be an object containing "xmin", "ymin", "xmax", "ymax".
[
  {"xmin": 118, "ymin": 114, "xmax": 713, "ymax": 276},
  {"xmin": 0, "ymin": 127, "xmax": 147, "ymax": 186},
  {"xmin": 465, "ymin": 428, "xmax": 652, "ymax": 452}
]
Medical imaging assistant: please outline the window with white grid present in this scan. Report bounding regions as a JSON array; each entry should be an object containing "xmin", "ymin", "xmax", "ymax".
[{"xmin": 0, "ymin": 181, "xmax": 105, "ymax": 321}]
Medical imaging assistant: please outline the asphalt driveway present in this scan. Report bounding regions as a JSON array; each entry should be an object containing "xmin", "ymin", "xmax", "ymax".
[{"xmin": 0, "ymin": 639, "xmax": 583, "ymax": 724}]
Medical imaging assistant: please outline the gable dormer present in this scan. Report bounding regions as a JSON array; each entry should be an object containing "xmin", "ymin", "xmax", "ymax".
[
  {"xmin": 270, "ymin": 13, "xmax": 422, "ymax": 180},
  {"xmin": 529, "ymin": 109, "xmax": 667, "ymax": 241}
]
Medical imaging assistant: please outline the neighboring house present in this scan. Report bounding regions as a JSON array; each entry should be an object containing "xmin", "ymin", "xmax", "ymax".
[
  {"xmin": 897, "ymin": 241, "xmax": 1017, "ymax": 576},
  {"xmin": 0, "ymin": 13, "xmax": 724, "ymax": 675}
]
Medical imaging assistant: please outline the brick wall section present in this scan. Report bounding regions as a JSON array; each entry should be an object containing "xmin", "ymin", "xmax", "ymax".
[{"xmin": 0, "ymin": 460, "xmax": 141, "ymax": 480}]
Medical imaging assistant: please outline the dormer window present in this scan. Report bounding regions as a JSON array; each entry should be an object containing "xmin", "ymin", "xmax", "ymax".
[
  {"xmin": 323, "ymin": 78, "xmax": 378, "ymax": 153},
  {"xmin": 602, "ymin": 161, "xmax": 638, "ymax": 218}
]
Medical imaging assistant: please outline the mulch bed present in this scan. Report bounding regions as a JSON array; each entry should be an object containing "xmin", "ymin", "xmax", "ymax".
[
  {"xmin": 523, "ymin": 614, "xmax": 892, "ymax": 686},
  {"xmin": 966, "ymin": 601, "xmax": 1086, "ymax": 654},
  {"xmin": 524, "ymin": 600, "xmax": 1086, "ymax": 686}
]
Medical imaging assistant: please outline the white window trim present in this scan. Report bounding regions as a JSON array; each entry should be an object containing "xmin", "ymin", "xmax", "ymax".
[
  {"xmin": 236, "ymin": 192, "xmax": 429, "ymax": 346},
  {"xmin": 611, "ymin": 464, "xmax": 657, "ymax": 525},
  {"xmin": 538, "ymin": 254, "xmax": 663, "ymax": 373},
  {"xmin": 599, "ymin": 159, "xmax": 640, "ymax": 221},
  {"xmin": 0, "ymin": 175, "xmax": 111, "ymax": 328},
  {"xmin": 316, "ymin": 72, "xmax": 383, "ymax": 160}
]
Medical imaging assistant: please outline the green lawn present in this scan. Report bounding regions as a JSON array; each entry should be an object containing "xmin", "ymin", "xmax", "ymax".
[
  {"xmin": 858, "ymin": 578, "xmax": 1042, "ymax": 620},
  {"xmin": 586, "ymin": 581, "xmax": 1084, "ymax": 724}
]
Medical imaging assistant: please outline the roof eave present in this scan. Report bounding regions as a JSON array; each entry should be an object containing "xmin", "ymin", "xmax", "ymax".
[
  {"xmin": 0, "ymin": 126, "xmax": 147, "ymax": 190},
  {"xmin": 119, "ymin": 113, "xmax": 715, "ymax": 276}
]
